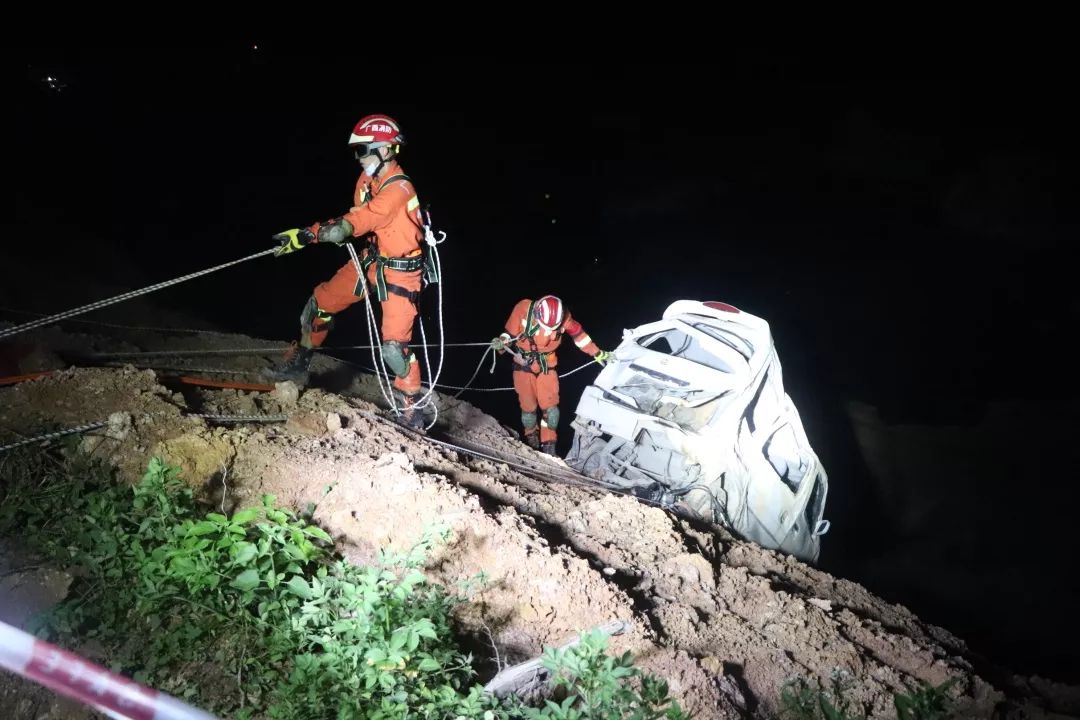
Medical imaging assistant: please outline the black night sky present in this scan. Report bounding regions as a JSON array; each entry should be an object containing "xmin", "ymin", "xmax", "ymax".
[{"xmin": 7, "ymin": 47, "xmax": 1079, "ymax": 682}]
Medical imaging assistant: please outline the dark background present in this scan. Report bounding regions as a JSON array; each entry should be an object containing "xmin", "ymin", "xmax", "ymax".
[{"xmin": 7, "ymin": 47, "xmax": 1079, "ymax": 682}]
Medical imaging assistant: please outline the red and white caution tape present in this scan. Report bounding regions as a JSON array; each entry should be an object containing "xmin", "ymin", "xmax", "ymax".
[{"xmin": 0, "ymin": 620, "xmax": 218, "ymax": 720}]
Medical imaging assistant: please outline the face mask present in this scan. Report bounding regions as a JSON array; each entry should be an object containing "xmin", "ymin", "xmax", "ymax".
[{"xmin": 361, "ymin": 156, "xmax": 381, "ymax": 177}]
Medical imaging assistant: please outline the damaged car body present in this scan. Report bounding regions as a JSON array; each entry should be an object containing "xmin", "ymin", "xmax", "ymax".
[{"xmin": 566, "ymin": 300, "xmax": 830, "ymax": 562}]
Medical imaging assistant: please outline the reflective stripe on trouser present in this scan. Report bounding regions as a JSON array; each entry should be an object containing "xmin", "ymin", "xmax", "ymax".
[
  {"xmin": 309, "ymin": 257, "xmax": 422, "ymax": 394},
  {"xmin": 512, "ymin": 370, "xmax": 560, "ymax": 443}
]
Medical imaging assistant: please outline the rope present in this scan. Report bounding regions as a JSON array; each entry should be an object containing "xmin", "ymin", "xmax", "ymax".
[
  {"xmin": 0, "ymin": 421, "xmax": 110, "ymax": 453},
  {"xmin": 426, "ymin": 358, "xmax": 597, "ymax": 394},
  {"xmin": 347, "ymin": 244, "xmax": 398, "ymax": 412},
  {"xmin": 187, "ymin": 414, "xmax": 288, "ymax": 424},
  {"xmin": 86, "ymin": 342, "xmax": 488, "ymax": 360},
  {"xmin": 0, "ymin": 414, "xmax": 288, "ymax": 454},
  {"xmin": 101, "ymin": 364, "xmax": 258, "ymax": 375},
  {"xmin": 0, "ymin": 249, "xmax": 276, "ymax": 341},
  {"xmin": 443, "ymin": 346, "xmax": 497, "ymax": 399},
  {"xmin": 0, "ymin": 306, "xmax": 237, "ymax": 337},
  {"xmin": 78, "ymin": 352, "xmax": 599, "ymax": 397},
  {"xmin": 91, "ymin": 348, "xmax": 288, "ymax": 358},
  {"xmin": 347, "ymin": 404, "xmax": 676, "ymax": 512},
  {"xmin": 412, "ymin": 238, "xmax": 446, "ymax": 430}
]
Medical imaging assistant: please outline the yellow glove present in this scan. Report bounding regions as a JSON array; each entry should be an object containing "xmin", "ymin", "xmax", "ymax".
[{"xmin": 272, "ymin": 226, "xmax": 317, "ymax": 257}]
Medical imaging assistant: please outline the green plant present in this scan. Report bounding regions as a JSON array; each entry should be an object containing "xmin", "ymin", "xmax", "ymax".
[
  {"xmin": 893, "ymin": 679, "xmax": 956, "ymax": 720},
  {"xmin": 521, "ymin": 630, "xmax": 688, "ymax": 720},
  {"xmin": 780, "ymin": 671, "xmax": 957, "ymax": 720},
  {"xmin": 1, "ymin": 449, "xmax": 689, "ymax": 720},
  {"xmin": 0, "ymin": 452, "xmax": 487, "ymax": 717},
  {"xmin": 780, "ymin": 670, "xmax": 865, "ymax": 720}
]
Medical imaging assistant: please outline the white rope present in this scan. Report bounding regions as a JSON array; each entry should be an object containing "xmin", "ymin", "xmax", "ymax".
[
  {"xmin": 0, "ymin": 249, "xmax": 276, "ymax": 341},
  {"xmin": 347, "ymin": 244, "xmax": 398, "ymax": 413},
  {"xmin": 417, "ymin": 317, "xmax": 439, "ymax": 428},
  {"xmin": 440, "ymin": 346, "xmax": 497, "ymax": 399},
  {"xmin": 344, "ymin": 213, "xmax": 449, "ymax": 428},
  {"xmin": 423, "ymin": 357, "xmax": 597, "ymax": 394},
  {"xmin": 0, "ymin": 306, "xmax": 238, "ymax": 337},
  {"xmin": 414, "ymin": 244, "xmax": 447, "ymax": 429},
  {"xmin": 85, "ymin": 341, "xmax": 488, "ymax": 361}
]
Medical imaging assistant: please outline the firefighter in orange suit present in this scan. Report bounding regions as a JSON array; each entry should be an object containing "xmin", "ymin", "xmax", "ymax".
[
  {"xmin": 491, "ymin": 296, "xmax": 611, "ymax": 455},
  {"xmin": 268, "ymin": 113, "xmax": 429, "ymax": 430}
]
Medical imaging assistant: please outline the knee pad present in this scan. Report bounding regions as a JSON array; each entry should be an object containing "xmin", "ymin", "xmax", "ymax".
[
  {"xmin": 541, "ymin": 406, "xmax": 559, "ymax": 431},
  {"xmin": 381, "ymin": 340, "xmax": 411, "ymax": 379},
  {"xmin": 300, "ymin": 296, "xmax": 335, "ymax": 332},
  {"xmin": 521, "ymin": 411, "xmax": 538, "ymax": 429}
]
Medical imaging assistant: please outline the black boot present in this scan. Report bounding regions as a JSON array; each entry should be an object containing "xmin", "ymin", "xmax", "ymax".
[
  {"xmin": 264, "ymin": 342, "xmax": 313, "ymax": 385},
  {"xmin": 400, "ymin": 393, "xmax": 426, "ymax": 432},
  {"xmin": 524, "ymin": 431, "xmax": 540, "ymax": 449},
  {"xmin": 540, "ymin": 441, "xmax": 557, "ymax": 457}
]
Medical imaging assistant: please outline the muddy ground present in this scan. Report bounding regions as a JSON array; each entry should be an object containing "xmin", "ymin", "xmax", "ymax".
[{"xmin": 1, "ymin": 320, "xmax": 1078, "ymax": 719}]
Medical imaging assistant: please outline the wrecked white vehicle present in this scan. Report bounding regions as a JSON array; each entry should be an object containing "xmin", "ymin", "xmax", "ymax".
[{"xmin": 566, "ymin": 300, "xmax": 829, "ymax": 562}]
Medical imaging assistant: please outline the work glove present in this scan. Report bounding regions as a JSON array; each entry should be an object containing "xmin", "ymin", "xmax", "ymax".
[
  {"xmin": 593, "ymin": 349, "xmax": 612, "ymax": 366},
  {"xmin": 272, "ymin": 226, "xmax": 318, "ymax": 257},
  {"xmin": 490, "ymin": 336, "xmax": 507, "ymax": 352}
]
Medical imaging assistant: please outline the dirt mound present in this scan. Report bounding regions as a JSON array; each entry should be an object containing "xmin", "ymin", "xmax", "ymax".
[{"xmin": 2, "ymin": 329, "xmax": 1078, "ymax": 719}]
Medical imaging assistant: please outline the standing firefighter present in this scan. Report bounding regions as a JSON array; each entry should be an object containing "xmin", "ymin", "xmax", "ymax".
[
  {"xmin": 268, "ymin": 113, "xmax": 431, "ymax": 430},
  {"xmin": 491, "ymin": 296, "xmax": 611, "ymax": 455}
]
